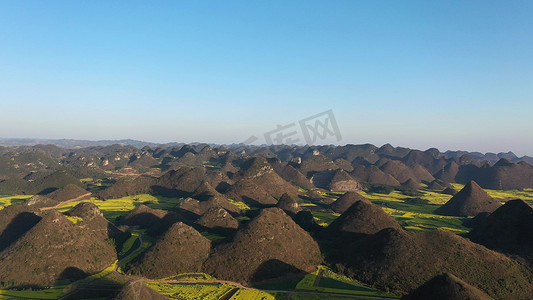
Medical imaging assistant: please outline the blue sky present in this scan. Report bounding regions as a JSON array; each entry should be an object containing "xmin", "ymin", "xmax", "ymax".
[{"xmin": 1, "ymin": 1, "xmax": 532, "ymax": 155}]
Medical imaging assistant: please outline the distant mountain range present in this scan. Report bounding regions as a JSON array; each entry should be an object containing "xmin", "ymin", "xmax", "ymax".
[
  {"xmin": 0, "ymin": 138, "xmax": 167, "ymax": 148},
  {"xmin": 0, "ymin": 138, "xmax": 531, "ymax": 165}
]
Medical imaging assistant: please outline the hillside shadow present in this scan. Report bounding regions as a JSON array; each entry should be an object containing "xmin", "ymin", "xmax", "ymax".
[
  {"xmin": 0, "ymin": 212, "xmax": 42, "ymax": 252},
  {"xmin": 292, "ymin": 211, "xmax": 322, "ymax": 233},
  {"xmin": 59, "ymin": 267, "xmax": 88, "ymax": 281},
  {"xmin": 215, "ymin": 182, "xmax": 231, "ymax": 193},
  {"xmin": 150, "ymin": 185, "xmax": 192, "ymax": 198},
  {"xmin": 241, "ymin": 196, "xmax": 277, "ymax": 208},
  {"xmin": 251, "ymin": 259, "xmax": 306, "ymax": 283},
  {"xmin": 121, "ymin": 212, "xmax": 162, "ymax": 229},
  {"xmin": 62, "ymin": 274, "xmax": 123, "ymax": 300},
  {"xmin": 146, "ymin": 212, "xmax": 184, "ymax": 236},
  {"xmin": 316, "ymin": 231, "xmax": 372, "ymax": 266},
  {"xmin": 194, "ymin": 223, "xmax": 237, "ymax": 236}
]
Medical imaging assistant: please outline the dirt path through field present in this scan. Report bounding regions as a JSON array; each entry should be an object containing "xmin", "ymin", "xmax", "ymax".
[
  {"xmin": 312, "ymin": 269, "xmax": 324, "ymax": 287},
  {"xmin": 39, "ymin": 192, "xmax": 92, "ymax": 211},
  {"xmin": 113, "ymin": 234, "xmax": 144, "ymax": 275}
]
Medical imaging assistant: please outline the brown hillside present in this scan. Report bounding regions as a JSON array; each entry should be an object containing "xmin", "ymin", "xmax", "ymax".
[
  {"xmin": 410, "ymin": 164, "xmax": 435, "ymax": 183},
  {"xmin": 351, "ymin": 165, "xmax": 400, "ymax": 186},
  {"xmin": 0, "ymin": 210, "xmax": 116, "ymax": 288},
  {"xmin": 435, "ymin": 181, "xmax": 501, "ymax": 217},
  {"xmin": 192, "ymin": 180, "xmax": 223, "ymax": 201},
  {"xmin": 402, "ymin": 273, "xmax": 493, "ymax": 300},
  {"xmin": 204, "ymin": 208, "xmax": 322, "ymax": 284},
  {"xmin": 25, "ymin": 195, "xmax": 58, "ymax": 208},
  {"xmin": 435, "ymin": 161, "xmax": 460, "ymax": 183},
  {"xmin": 297, "ymin": 153, "xmax": 339, "ymax": 176},
  {"xmin": 155, "ymin": 167, "xmax": 206, "ymax": 194},
  {"xmin": 176, "ymin": 196, "xmax": 240, "ymax": 220},
  {"xmin": 328, "ymin": 169, "xmax": 362, "ymax": 192},
  {"xmin": 0, "ymin": 204, "xmax": 42, "ymax": 252},
  {"xmin": 128, "ymin": 153, "xmax": 159, "ymax": 168},
  {"xmin": 236, "ymin": 157, "xmax": 298, "ymax": 198},
  {"xmin": 121, "ymin": 204, "xmax": 167, "ymax": 229},
  {"xmin": 45, "ymin": 184, "xmax": 90, "ymax": 202},
  {"xmin": 114, "ymin": 279, "xmax": 169, "ymax": 300},
  {"xmin": 294, "ymin": 210, "xmax": 322, "ymax": 233},
  {"xmin": 121, "ymin": 204, "xmax": 182, "ymax": 236},
  {"xmin": 442, "ymin": 187, "xmax": 458, "ymax": 195},
  {"xmin": 427, "ymin": 180, "xmax": 445, "ymax": 190},
  {"xmin": 196, "ymin": 207, "xmax": 239, "ymax": 234},
  {"xmin": 130, "ymin": 222, "xmax": 210, "ymax": 279},
  {"xmin": 175, "ymin": 198, "xmax": 203, "ymax": 219},
  {"xmin": 402, "ymin": 178, "xmax": 422, "ymax": 191},
  {"xmin": 205, "ymin": 170, "xmax": 233, "ymax": 193},
  {"xmin": 329, "ymin": 191, "xmax": 368, "ymax": 214},
  {"xmin": 402, "ymin": 150, "xmax": 446, "ymax": 175},
  {"xmin": 310, "ymin": 169, "xmax": 335, "ymax": 189},
  {"xmin": 380, "ymin": 160, "xmax": 419, "ymax": 184},
  {"xmin": 275, "ymin": 193, "xmax": 302, "ymax": 215},
  {"xmin": 66, "ymin": 202, "xmax": 122, "ymax": 239},
  {"xmin": 476, "ymin": 159, "xmax": 533, "ymax": 190},
  {"xmin": 333, "ymin": 158, "xmax": 354, "ymax": 172},
  {"xmin": 325, "ymin": 199, "xmax": 403, "ymax": 236},
  {"xmin": 32, "ymin": 170, "xmax": 85, "ymax": 194},
  {"xmin": 201, "ymin": 196, "xmax": 240, "ymax": 216},
  {"xmin": 225, "ymin": 179, "xmax": 277, "ymax": 206},
  {"xmin": 338, "ymin": 228, "xmax": 533, "ymax": 299},
  {"xmin": 97, "ymin": 177, "xmax": 155, "ymax": 200},
  {"xmin": 468, "ymin": 199, "xmax": 533, "ymax": 264},
  {"xmin": 270, "ymin": 160, "xmax": 314, "ymax": 189}
]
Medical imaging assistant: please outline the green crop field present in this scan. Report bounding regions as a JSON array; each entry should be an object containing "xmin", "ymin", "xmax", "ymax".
[
  {"xmin": 290, "ymin": 294, "xmax": 374, "ymax": 300},
  {"xmin": 253, "ymin": 275, "xmax": 305, "ymax": 291},
  {"xmin": 295, "ymin": 266, "xmax": 399, "ymax": 298},
  {"xmin": 65, "ymin": 215, "xmax": 83, "ymax": 224},
  {"xmin": 201, "ymin": 231, "xmax": 226, "ymax": 242},
  {"xmin": 0, "ymin": 284, "xmax": 67, "ymax": 299},
  {"xmin": 0, "ymin": 195, "xmax": 32, "ymax": 209},
  {"xmin": 120, "ymin": 235, "xmax": 154, "ymax": 274},
  {"xmin": 147, "ymin": 282, "xmax": 234, "ymax": 300},
  {"xmin": 55, "ymin": 194, "xmax": 181, "ymax": 221},
  {"xmin": 147, "ymin": 282, "xmax": 275, "ymax": 300},
  {"xmin": 230, "ymin": 289, "xmax": 275, "ymax": 299},
  {"xmin": 118, "ymin": 233, "xmax": 141, "ymax": 259},
  {"xmin": 159, "ymin": 273, "xmax": 216, "ymax": 281},
  {"xmin": 228, "ymin": 198, "xmax": 251, "ymax": 211},
  {"xmin": 307, "ymin": 185, "xmax": 533, "ymax": 234},
  {"xmin": 310, "ymin": 189, "xmax": 469, "ymax": 234},
  {"xmin": 312, "ymin": 211, "xmax": 341, "ymax": 226}
]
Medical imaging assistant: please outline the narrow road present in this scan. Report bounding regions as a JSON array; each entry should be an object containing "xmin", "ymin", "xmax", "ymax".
[
  {"xmin": 266, "ymin": 289, "xmax": 398, "ymax": 300},
  {"xmin": 113, "ymin": 234, "xmax": 144, "ymax": 275},
  {"xmin": 312, "ymin": 269, "xmax": 324, "ymax": 287},
  {"xmin": 39, "ymin": 192, "xmax": 92, "ymax": 211}
]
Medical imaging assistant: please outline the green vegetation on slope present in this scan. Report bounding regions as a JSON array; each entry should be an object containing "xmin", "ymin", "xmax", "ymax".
[
  {"xmin": 147, "ymin": 282, "xmax": 234, "ymax": 300},
  {"xmin": 296, "ymin": 265, "xmax": 399, "ymax": 298},
  {"xmin": 0, "ymin": 195, "xmax": 32, "ymax": 209}
]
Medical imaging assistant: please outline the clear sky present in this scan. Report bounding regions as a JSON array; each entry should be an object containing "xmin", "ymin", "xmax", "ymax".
[{"xmin": 1, "ymin": 1, "xmax": 532, "ymax": 155}]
